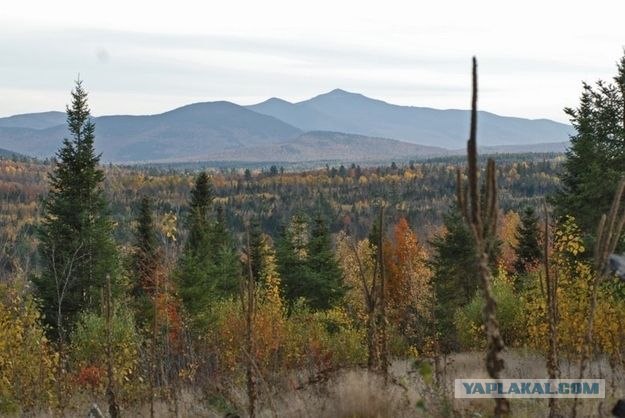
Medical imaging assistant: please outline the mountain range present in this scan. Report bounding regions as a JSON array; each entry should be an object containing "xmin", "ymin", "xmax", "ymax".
[{"xmin": 0, "ymin": 89, "xmax": 573, "ymax": 163}]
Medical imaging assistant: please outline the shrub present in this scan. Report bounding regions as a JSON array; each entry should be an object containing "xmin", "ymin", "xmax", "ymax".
[{"xmin": 0, "ymin": 282, "xmax": 57, "ymax": 415}]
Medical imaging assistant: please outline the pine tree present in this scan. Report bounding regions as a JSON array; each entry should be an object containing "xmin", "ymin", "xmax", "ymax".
[
  {"xmin": 187, "ymin": 171, "xmax": 213, "ymax": 251},
  {"xmin": 552, "ymin": 53, "xmax": 625, "ymax": 239},
  {"xmin": 514, "ymin": 206, "xmax": 542, "ymax": 274},
  {"xmin": 176, "ymin": 172, "xmax": 240, "ymax": 330},
  {"xmin": 132, "ymin": 196, "xmax": 160, "ymax": 325},
  {"xmin": 277, "ymin": 214, "xmax": 344, "ymax": 310},
  {"xmin": 276, "ymin": 214, "xmax": 310, "ymax": 307},
  {"xmin": 430, "ymin": 207, "xmax": 482, "ymax": 352},
  {"xmin": 249, "ymin": 219, "xmax": 264, "ymax": 282},
  {"xmin": 35, "ymin": 80, "xmax": 118, "ymax": 342},
  {"xmin": 306, "ymin": 215, "xmax": 345, "ymax": 309}
]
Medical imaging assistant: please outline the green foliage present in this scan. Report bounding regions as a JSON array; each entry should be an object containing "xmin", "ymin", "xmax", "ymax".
[
  {"xmin": 0, "ymin": 282, "xmax": 57, "ymax": 414},
  {"xmin": 285, "ymin": 301, "xmax": 366, "ymax": 368},
  {"xmin": 430, "ymin": 207, "xmax": 480, "ymax": 352},
  {"xmin": 34, "ymin": 80, "xmax": 119, "ymax": 341},
  {"xmin": 278, "ymin": 214, "xmax": 345, "ymax": 310},
  {"xmin": 431, "ymin": 205, "xmax": 501, "ymax": 352},
  {"xmin": 306, "ymin": 215, "xmax": 346, "ymax": 308},
  {"xmin": 454, "ymin": 270, "xmax": 525, "ymax": 350},
  {"xmin": 132, "ymin": 196, "xmax": 160, "ymax": 325},
  {"xmin": 176, "ymin": 172, "xmax": 240, "ymax": 331},
  {"xmin": 552, "ymin": 52, "xmax": 625, "ymax": 241},
  {"xmin": 514, "ymin": 206, "xmax": 542, "ymax": 274},
  {"xmin": 70, "ymin": 306, "xmax": 141, "ymax": 395}
]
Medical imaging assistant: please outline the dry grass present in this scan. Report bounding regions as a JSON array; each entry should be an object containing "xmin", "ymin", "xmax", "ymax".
[{"xmin": 20, "ymin": 351, "xmax": 625, "ymax": 417}]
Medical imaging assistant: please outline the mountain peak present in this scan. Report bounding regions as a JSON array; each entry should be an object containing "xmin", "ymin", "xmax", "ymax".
[
  {"xmin": 302, "ymin": 89, "xmax": 370, "ymax": 105},
  {"xmin": 321, "ymin": 88, "xmax": 360, "ymax": 97},
  {"xmin": 255, "ymin": 97, "xmax": 293, "ymax": 106}
]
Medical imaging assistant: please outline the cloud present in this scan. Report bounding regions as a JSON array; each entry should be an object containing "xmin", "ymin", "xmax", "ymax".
[{"xmin": 0, "ymin": 23, "xmax": 621, "ymax": 122}]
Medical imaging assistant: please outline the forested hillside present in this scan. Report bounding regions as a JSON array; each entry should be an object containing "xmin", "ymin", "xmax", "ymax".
[
  {"xmin": 0, "ymin": 152, "xmax": 562, "ymax": 279},
  {"xmin": 1, "ymin": 54, "xmax": 625, "ymax": 418}
]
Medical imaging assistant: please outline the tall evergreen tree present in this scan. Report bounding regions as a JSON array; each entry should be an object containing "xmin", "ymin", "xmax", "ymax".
[
  {"xmin": 276, "ymin": 214, "xmax": 310, "ymax": 307},
  {"xmin": 176, "ymin": 172, "xmax": 240, "ymax": 330},
  {"xmin": 306, "ymin": 215, "xmax": 345, "ymax": 309},
  {"xmin": 514, "ymin": 206, "xmax": 542, "ymax": 274},
  {"xmin": 277, "ymin": 214, "xmax": 344, "ymax": 310},
  {"xmin": 132, "ymin": 196, "xmax": 160, "ymax": 325},
  {"xmin": 430, "ymin": 207, "xmax": 484, "ymax": 352},
  {"xmin": 249, "ymin": 218, "xmax": 264, "ymax": 282},
  {"xmin": 552, "ymin": 53, "xmax": 625, "ymax": 240},
  {"xmin": 35, "ymin": 80, "xmax": 118, "ymax": 342},
  {"xmin": 187, "ymin": 171, "xmax": 213, "ymax": 250}
]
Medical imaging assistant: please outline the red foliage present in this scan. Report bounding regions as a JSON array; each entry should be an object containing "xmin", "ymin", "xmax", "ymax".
[{"xmin": 76, "ymin": 365, "xmax": 105, "ymax": 390}]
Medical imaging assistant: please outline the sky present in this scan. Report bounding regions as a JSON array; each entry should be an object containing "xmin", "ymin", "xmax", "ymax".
[{"xmin": 1, "ymin": 0, "xmax": 624, "ymax": 123}]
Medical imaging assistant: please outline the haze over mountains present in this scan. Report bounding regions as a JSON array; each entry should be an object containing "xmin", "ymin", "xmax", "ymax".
[{"xmin": 0, "ymin": 89, "xmax": 573, "ymax": 163}]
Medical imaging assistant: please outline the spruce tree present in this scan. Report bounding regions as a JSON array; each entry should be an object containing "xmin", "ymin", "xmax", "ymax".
[
  {"xmin": 430, "ymin": 207, "xmax": 482, "ymax": 352},
  {"xmin": 35, "ymin": 80, "xmax": 118, "ymax": 342},
  {"xmin": 176, "ymin": 172, "xmax": 240, "ymax": 330},
  {"xmin": 306, "ymin": 215, "xmax": 345, "ymax": 309},
  {"xmin": 514, "ymin": 206, "xmax": 542, "ymax": 274},
  {"xmin": 249, "ymin": 218, "xmax": 264, "ymax": 282},
  {"xmin": 277, "ymin": 214, "xmax": 344, "ymax": 310},
  {"xmin": 552, "ymin": 53, "xmax": 625, "ymax": 239},
  {"xmin": 187, "ymin": 171, "xmax": 213, "ymax": 251},
  {"xmin": 132, "ymin": 196, "xmax": 160, "ymax": 325},
  {"xmin": 276, "ymin": 214, "xmax": 310, "ymax": 307}
]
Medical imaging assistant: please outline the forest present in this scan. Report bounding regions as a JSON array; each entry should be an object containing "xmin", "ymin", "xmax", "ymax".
[{"xmin": 1, "ymin": 54, "xmax": 625, "ymax": 418}]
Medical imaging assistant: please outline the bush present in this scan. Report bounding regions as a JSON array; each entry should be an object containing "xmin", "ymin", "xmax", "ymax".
[
  {"xmin": 0, "ymin": 282, "xmax": 57, "ymax": 415},
  {"xmin": 454, "ymin": 269, "xmax": 525, "ymax": 350},
  {"xmin": 70, "ymin": 305, "xmax": 142, "ymax": 398}
]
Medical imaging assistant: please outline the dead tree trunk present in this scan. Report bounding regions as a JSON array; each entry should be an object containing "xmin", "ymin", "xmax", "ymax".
[
  {"xmin": 543, "ymin": 204, "xmax": 560, "ymax": 418},
  {"xmin": 244, "ymin": 228, "xmax": 257, "ymax": 418},
  {"xmin": 376, "ymin": 205, "xmax": 389, "ymax": 384},
  {"xmin": 105, "ymin": 274, "xmax": 120, "ymax": 418},
  {"xmin": 456, "ymin": 57, "xmax": 510, "ymax": 417}
]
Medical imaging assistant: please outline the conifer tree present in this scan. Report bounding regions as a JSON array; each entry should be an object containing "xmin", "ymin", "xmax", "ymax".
[
  {"xmin": 306, "ymin": 215, "xmax": 345, "ymax": 309},
  {"xmin": 35, "ymin": 80, "xmax": 118, "ymax": 342},
  {"xmin": 430, "ymin": 207, "xmax": 482, "ymax": 352},
  {"xmin": 514, "ymin": 206, "xmax": 542, "ymax": 274},
  {"xmin": 176, "ymin": 172, "xmax": 239, "ymax": 330},
  {"xmin": 277, "ymin": 214, "xmax": 344, "ymax": 310},
  {"xmin": 132, "ymin": 196, "xmax": 159, "ymax": 325},
  {"xmin": 552, "ymin": 53, "xmax": 625, "ymax": 238},
  {"xmin": 431, "ymin": 204, "xmax": 502, "ymax": 352},
  {"xmin": 276, "ymin": 214, "xmax": 310, "ymax": 307}
]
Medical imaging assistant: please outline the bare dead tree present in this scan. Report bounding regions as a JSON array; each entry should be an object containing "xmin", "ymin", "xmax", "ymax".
[
  {"xmin": 456, "ymin": 57, "xmax": 510, "ymax": 417},
  {"xmin": 49, "ymin": 241, "xmax": 85, "ymax": 345},
  {"xmin": 376, "ymin": 205, "xmax": 389, "ymax": 384},
  {"xmin": 150, "ymin": 264, "xmax": 160, "ymax": 418},
  {"xmin": 345, "ymin": 204, "xmax": 387, "ymax": 375},
  {"xmin": 243, "ymin": 227, "xmax": 257, "ymax": 418},
  {"xmin": 105, "ymin": 274, "xmax": 120, "ymax": 418},
  {"xmin": 347, "ymin": 232, "xmax": 379, "ymax": 371},
  {"xmin": 542, "ymin": 202, "xmax": 560, "ymax": 418}
]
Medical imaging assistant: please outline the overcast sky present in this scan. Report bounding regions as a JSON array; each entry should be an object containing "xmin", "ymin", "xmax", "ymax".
[{"xmin": 1, "ymin": 0, "xmax": 624, "ymax": 123}]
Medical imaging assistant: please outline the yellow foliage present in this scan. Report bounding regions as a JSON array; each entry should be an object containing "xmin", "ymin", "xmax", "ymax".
[
  {"xmin": 0, "ymin": 283, "xmax": 58, "ymax": 414},
  {"xmin": 524, "ymin": 215, "xmax": 625, "ymax": 361}
]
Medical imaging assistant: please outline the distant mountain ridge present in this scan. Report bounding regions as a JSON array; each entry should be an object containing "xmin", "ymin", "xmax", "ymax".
[
  {"xmin": 0, "ymin": 111, "xmax": 66, "ymax": 130},
  {"xmin": 0, "ymin": 102, "xmax": 302, "ymax": 161},
  {"xmin": 0, "ymin": 89, "xmax": 573, "ymax": 163},
  {"xmin": 248, "ymin": 89, "xmax": 574, "ymax": 149}
]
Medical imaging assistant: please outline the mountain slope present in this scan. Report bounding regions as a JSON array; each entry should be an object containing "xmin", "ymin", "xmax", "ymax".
[
  {"xmin": 205, "ymin": 131, "xmax": 449, "ymax": 163},
  {"xmin": 0, "ymin": 111, "xmax": 66, "ymax": 129},
  {"xmin": 248, "ymin": 89, "xmax": 574, "ymax": 148},
  {"xmin": 0, "ymin": 102, "xmax": 302, "ymax": 162}
]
